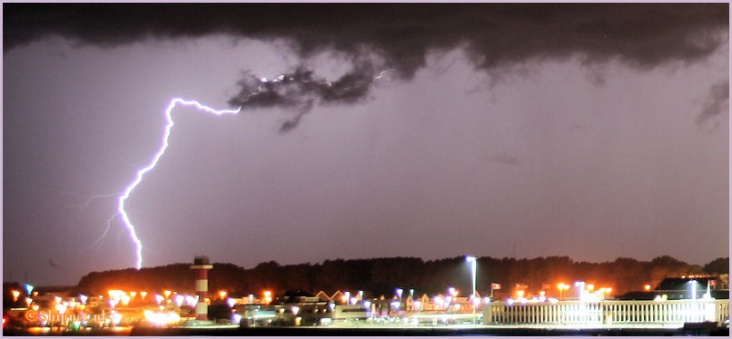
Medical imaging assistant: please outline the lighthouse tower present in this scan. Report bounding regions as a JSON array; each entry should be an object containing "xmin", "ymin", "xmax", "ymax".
[{"xmin": 190, "ymin": 256, "xmax": 214, "ymax": 321}]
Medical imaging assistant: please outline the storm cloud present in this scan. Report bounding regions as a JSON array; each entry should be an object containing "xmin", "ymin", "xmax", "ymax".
[
  {"xmin": 5, "ymin": 4, "xmax": 728, "ymax": 124},
  {"xmin": 4, "ymin": 3, "xmax": 728, "ymax": 284},
  {"xmin": 5, "ymin": 4, "xmax": 727, "ymax": 68}
]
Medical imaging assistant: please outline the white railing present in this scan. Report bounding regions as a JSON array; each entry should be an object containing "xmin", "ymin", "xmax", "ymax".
[{"xmin": 484, "ymin": 299, "xmax": 729, "ymax": 326}]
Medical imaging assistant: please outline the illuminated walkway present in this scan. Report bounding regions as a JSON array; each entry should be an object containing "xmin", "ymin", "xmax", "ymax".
[{"xmin": 484, "ymin": 298, "xmax": 729, "ymax": 328}]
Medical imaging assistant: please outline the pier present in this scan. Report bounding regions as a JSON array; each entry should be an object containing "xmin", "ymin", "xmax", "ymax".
[{"xmin": 484, "ymin": 298, "xmax": 729, "ymax": 327}]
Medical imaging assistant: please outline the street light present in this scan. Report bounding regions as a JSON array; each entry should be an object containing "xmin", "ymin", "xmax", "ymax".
[
  {"xmin": 689, "ymin": 280, "xmax": 698, "ymax": 300},
  {"xmin": 466, "ymin": 255, "xmax": 477, "ymax": 325},
  {"xmin": 557, "ymin": 283, "xmax": 569, "ymax": 301},
  {"xmin": 25, "ymin": 284, "xmax": 34, "ymax": 296},
  {"xmin": 575, "ymin": 281, "xmax": 585, "ymax": 301}
]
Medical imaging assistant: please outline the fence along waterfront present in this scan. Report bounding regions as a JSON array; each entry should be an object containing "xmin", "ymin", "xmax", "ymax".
[{"xmin": 484, "ymin": 299, "xmax": 729, "ymax": 326}]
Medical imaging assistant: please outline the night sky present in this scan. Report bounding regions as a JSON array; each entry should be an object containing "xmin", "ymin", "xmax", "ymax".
[{"xmin": 3, "ymin": 3, "xmax": 729, "ymax": 286}]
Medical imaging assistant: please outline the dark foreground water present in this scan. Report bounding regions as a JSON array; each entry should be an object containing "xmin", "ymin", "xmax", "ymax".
[{"xmin": 6, "ymin": 326, "xmax": 728, "ymax": 336}]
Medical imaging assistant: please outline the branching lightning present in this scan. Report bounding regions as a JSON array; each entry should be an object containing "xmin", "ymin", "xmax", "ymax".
[
  {"xmin": 117, "ymin": 99, "xmax": 241, "ymax": 269},
  {"xmin": 108, "ymin": 65, "xmax": 391, "ymax": 269}
]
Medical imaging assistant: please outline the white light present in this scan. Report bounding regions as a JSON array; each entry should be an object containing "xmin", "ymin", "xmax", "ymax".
[
  {"xmin": 25, "ymin": 284, "xmax": 34, "ymax": 295},
  {"xmin": 186, "ymin": 295, "xmax": 197, "ymax": 307},
  {"xmin": 227, "ymin": 298, "xmax": 237, "ymax": 308},
  {"xmin": 690, "ymin": 280, "xmax": 698, "ymax": 300},
  {"xmin": 111, "ymin": 312, "xmax": 122, "ymax": 326},
  {"xmin": 174, "ymin": 295, "xmax": 184, "ymax": 307}
]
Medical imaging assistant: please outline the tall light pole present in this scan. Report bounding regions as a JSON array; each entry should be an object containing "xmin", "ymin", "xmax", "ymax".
[
  {"xmin": 689, "ymin": 279, "xmax": 697, "ymax": 300},
  {"xmin": 466, "ymin": 255, "xmax": 477, "ymax": 325}
]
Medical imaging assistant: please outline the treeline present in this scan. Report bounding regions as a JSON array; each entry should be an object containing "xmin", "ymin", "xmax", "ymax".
[{"xmin": 75, "ymin": 256, "xmax": 729, "ymax": 299}]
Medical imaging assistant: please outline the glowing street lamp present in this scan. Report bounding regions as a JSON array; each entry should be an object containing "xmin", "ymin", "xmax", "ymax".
[
  {"xmin": 11, "ymin": 290, "xmax": 20, "ymax": 302},
  {"xmin": 263, "ymin": 291, "xmax": 272, "ymax": 304},
  {"xmin": 121, "ymin": 294, "xmax": 131, "ymax": 306},
  {"xmin": 557, "ymin": 283, "xmax": 569, "ymax": 301},
  {"xmin": 689, "ymin": 279, "xmax": 698, "ymax": 300},
  {"xmin": 292, "ymin": 306, "xmax": 301, "ymax": 326},
  {"xmin": 466, "ymin": 255, "xmax": 477, "ymax": 325},
  {"xmin": 174, "ymin": 295, "xmax": 184, "ymax": 307},
  {"xmin": 25, "ymin": 284, "xmax": 34, "ymax": 296},
  {"xmin": 574, "ymin": 281, "xmax": 585, "ymax": 301},
  {"xmin": 345, "ymin": 291, "xmax": 351, "ymax": 304},
  {"xmin": 219, "ymin": 290, "xmax": 227, "ymax": 300},
  {"xmin": 186, "ymin": 295, "xmax": 198, "ymax": 308}
]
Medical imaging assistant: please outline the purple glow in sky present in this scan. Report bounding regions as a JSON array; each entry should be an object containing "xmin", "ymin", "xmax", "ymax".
[{"xmin": 3, "ymin": 3, "xmax": 729, "ymax": 286}]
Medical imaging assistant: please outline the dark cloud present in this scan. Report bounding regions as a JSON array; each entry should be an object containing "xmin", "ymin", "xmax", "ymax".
[
  {"xmin": 6, "ymin": 4, "xmax": 726, "ymax": 68},
  {"xmin": 5, "ymin": 3, "xmax": 728, "ymax": 128},
  {"xmin": 228, "ymin": 63, "xmax": 387, "ymax": 131}
]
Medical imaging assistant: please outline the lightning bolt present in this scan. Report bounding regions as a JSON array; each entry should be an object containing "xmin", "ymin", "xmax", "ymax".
[
  {"xmin": 117, "ymin": 98, "xmax": 241, "ymax": 269},
  {"xmin": 112, "ymin": 66, "xmax": 392, "ymax": 269}
]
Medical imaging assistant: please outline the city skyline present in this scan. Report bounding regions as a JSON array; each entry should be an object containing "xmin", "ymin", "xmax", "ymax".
[{"xmin": 3, "ymin": 3, "xmax": 729, "ymax": 286}]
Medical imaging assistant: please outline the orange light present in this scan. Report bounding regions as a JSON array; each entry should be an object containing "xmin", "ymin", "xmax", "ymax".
[
  {"xmin": 644, "ymin": 284, "xmax": 651, "ymax": 291},
  {"xmin": 219, "ymin": 290, "xmax": 227, "ymax": 299},
  {"xmin": 263, "ymin": 291, "xmax": 272, "ymax": 304},
  {"xmin": 108, "ymin": 290, "xmax": 125, "ymax": 300}
]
